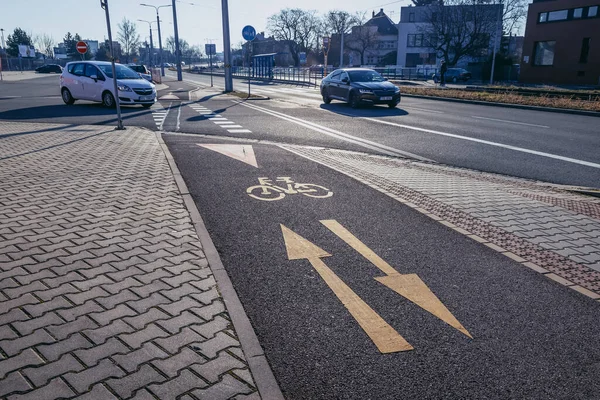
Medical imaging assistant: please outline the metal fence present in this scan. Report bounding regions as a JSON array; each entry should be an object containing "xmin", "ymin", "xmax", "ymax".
[
  {"xmin": 189, "ymin": 66, "xmax": 442, "ymax": 86},
  {"xmin": 0, "ymin": 57, "xmax": 70, "ymax": 71}
]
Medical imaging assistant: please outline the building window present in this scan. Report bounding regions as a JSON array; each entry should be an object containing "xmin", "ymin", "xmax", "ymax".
[
  {"xmin": 539, "ymin": 12, "xmax": 547, "ymax": 23},
  {"xmin": 407, "ymin": 34, "xmax": 424, "ymax": 47},
  {"xmin": 573, "ymin": 8, "xmax": 583, "ymax": 18},
  {"xmin": 409, "ymin": 12, "xmax": 415, "ymax": 22},
  {"xmin": 589, "ymin": 6, "xmax": 598, "ymax": 17},
  {"xmin": 533, "ymin": 41, "xmax": 556, "ymax": 66},
  {"xmin": 547, "ymin": 10, "xmax": 568, "ymax": 21},
  {"xmin": 580, "ymin": 38, "xmax": 591, "ymax": 63}
]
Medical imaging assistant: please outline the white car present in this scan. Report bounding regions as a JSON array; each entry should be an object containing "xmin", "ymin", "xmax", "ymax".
[{"xmin": 60, "ymin": 61, "xmax": 156, "ymax": 108}]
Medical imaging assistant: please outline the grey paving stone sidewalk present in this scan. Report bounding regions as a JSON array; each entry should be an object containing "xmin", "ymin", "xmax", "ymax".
[{"xmin": 0, "ymin": 122, "xmax": 259, "ymax": 399}]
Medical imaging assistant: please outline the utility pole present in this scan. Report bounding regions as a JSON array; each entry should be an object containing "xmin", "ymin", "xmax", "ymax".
[
  {"xmin": 100, "ymin": 0, "xmax": 124, "ymax": 130},
  {"xmin": 172, "ymin": 0, "xmax": 182, "ymax": 81},
  {"xmin": 339, "ymin": 21, "xmax": 345, "ymax": 68},
  {"xmin": 490, "ymin": 0, "xmax": 503, "ymax": 85},
  {"xmin": 221, "ymin": 0, "xmax": 233, "ymax": 92},
  {"xmin": 137, "ymin": 19, "xmax": 156, "ymax": 67},
  {"xmin": 140, "ymin": 3, "xmax": 171, "ymax": 77}
]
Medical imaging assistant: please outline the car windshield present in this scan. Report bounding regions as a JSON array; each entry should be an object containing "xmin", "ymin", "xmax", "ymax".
[
  {"xmin": 97, "ymin": 64, "xmax": 141, "ymax": 79},
  {"xmin": 347, "ymin": 70, "xmax": 385, "ymax": 82},
  {"xmin": 129, "ymin": 65, "xmax": 145, "ymax": 73}
]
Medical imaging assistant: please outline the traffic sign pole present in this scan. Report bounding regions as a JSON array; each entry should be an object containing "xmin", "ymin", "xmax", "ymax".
[
  {"xmin": 100, "ymin": 0, "xmax": 124, "ymax": 130},
  {"xmin": 221, "ymin": 0, "xmax": 233, "ymax": 92},
  {"xmin": 242, "ymin": 26, "xmax": 256, "ymax": 98}
]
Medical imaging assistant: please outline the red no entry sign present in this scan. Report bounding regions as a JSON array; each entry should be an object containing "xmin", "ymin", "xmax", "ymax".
[{"xmin": 76, "ymin": 41, "xmax": 88, "ymax": 54}]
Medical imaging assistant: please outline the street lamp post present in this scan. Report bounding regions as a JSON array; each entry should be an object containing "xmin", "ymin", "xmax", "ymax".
[
  {"xmin": 137, "ymin": 19, "xmax": 156, "ymax": 67},
  {"xmin": 490, "ymin": 0, "xmax": 503, "ymax": 85},
  {"xmin": 171, "ymin": 0, "xmax": 182, "ymax": 81},
  {"xmin": 221, "ymin": 0, "xmax": 233, "ymax": 92},
  {"xmin": 140, "ymin": 3, "xmax": 171, "ymax": 77},
  {"xmin": 100, "ymin": 0, "xmax": 124, "ymax": 130}
]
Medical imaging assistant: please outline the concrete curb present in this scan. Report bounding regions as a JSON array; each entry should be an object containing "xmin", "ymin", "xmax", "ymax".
[
  {"xmin": 155, "ymin": 131, "xmax": 285, "ymax": 400},
  {"xmin": 401, "ymin": 93, "xmax": 600, "ymax": 118}
]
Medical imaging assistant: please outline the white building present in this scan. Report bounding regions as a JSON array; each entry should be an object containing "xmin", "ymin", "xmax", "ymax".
[
  {"xmin": 83, "ymin": 40, "xmax": 99, "ymax": 55},
  {"xmin": 396, "ymin": 3, "xmax": 502, "ymax": 68},
  {"xmin": 347, "ymin": 9, "xmax": 398, "ymax": 67}
]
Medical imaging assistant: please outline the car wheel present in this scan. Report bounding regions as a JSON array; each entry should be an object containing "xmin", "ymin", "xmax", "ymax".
[
  {"xmin": 61, "ymin": 88, "xmax": 75, "ymax": 105},
  {"xmin": 142, "ymin": 104, "xmax": 153, "ymax": 109},
  {"xmin": 452, "ymin": 77, "xmax": 457, "ymax": 83},
  {"xmin": 102, "ymin": 91, "xmax": 116, "ymax": 108},
  {"xmin": 322, "ymin": 88, "xmax": 331, "ymax": 104},
  {"xmin": 349, "ymin": 92, "xmax": 360, "ymax": 109}
]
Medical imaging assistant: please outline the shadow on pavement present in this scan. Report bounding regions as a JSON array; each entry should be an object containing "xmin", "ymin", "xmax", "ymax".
[
  {"xmin": 319, "ymin": 103, "xmax": 409, "ymax": 118},
  {"xmin": 0, "ymin": 103, "xmax": 151, "ymax": 122},
  {"xmin": 0, "ymin": 130, "xmax": 113, "ymax": 161}
]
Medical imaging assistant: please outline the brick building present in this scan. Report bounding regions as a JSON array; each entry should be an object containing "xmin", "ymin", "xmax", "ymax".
[{"xmin": 520, "ymin": 0, "xmax": 599, "ymax": 85}]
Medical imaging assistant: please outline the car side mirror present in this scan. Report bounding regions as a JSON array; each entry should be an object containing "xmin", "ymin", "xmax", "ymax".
[
  {"xmin": 90, "ymin": 74, "xmax": 98, "ymax": 82},
  {"xmin": 342, "ymin": 77, "xmax": 349, "ymax": 83}
]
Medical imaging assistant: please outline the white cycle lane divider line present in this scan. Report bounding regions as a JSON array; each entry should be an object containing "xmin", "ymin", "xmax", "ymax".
[
  {"xmin": 188, "ymin": 103, "xmax": 252, "ymax": 134},
  {"xmin": 364, "ymin": 118, "xmax": 600, "ymax": 169},
  {"xmin": 237, "ymin": 101, "xmax": 431, "ymax": 161}
]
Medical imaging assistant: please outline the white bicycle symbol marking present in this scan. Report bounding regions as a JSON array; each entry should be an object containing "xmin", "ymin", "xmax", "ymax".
[{"xmin": 246, "ymin": 177, "xmax": 333, "ymax": 201}]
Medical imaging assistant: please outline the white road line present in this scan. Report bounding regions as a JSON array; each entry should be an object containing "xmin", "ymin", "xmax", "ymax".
[
  {"xmin": 471, "ymin": 115, "xmax": 549, "ymax": 128},
  {"xmin": 188, "ymin": 86, "xmax": 201, "ymax": 101},
  {"xmin": 176, "ymin": 103, "xmax": 182, "ymax": 131},
  {"xmin": 238, "ymin": 102, "xmax": 430, "ymax": 161},
  {"xmin": 209, "ymin": 117, "xmax": 228, "ymax": 121},
  {"xmin": 159, "ymin": 102, "xmax": 171, "ymax": 130},
  {"xmin": 228, "ymin": 129, "xmax": 252, "ymax": 133},
  {"xmin": 364, "ymin": 118, "xmax": 600, "ymax": 169},
  {"xmin": 221, "ymin": 125, "xmax": 243, "ymax": 128},
  {"xmin": 213, "ymin": 121, "xmax": 235, "ymax": 125},
  {"xmin": 402, "ymin": 106, "xmax": 445, "ymax": 114}
]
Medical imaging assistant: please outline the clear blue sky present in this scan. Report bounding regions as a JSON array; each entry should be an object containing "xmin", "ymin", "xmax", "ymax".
[{"xmin": 0, "ymin": 0, "xmax": 413, "ymax": 52}]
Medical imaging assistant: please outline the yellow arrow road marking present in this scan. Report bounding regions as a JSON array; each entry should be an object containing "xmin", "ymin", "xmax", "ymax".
[
  {"xmin": 281, "ymin": 224, "xmax": 413, "ymax": 353},
  {"xmin": 320, "ymin": 219, "xmax": 472, "ymax": 339}
]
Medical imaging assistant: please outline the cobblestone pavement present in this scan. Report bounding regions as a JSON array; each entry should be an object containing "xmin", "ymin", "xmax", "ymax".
[
  {"xmin": 0, "ymin": 122, "xmax": 261, "ymax": 399},
  {"xmin": 282, "ymin": 146, "xmax": 600, "ymax": 298}
]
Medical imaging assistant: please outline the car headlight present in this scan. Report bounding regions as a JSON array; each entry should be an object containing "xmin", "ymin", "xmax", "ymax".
[
  {"xmin": 394, "ymin": 87, "xmax": 400, "ymax": 92},
  {"xmin": 117, "ymin": 84, "xmax": 132, "ymax": 92},
  {"xmin": 359, "ymin": 89, "xmax": 373, "ymax": 94}
]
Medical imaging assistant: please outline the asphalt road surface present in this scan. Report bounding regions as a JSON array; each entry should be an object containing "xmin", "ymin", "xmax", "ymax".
[
  {"xmin": 1, "ymin": 73, "xmax": 597, "ymax": 187},
  {"xmin": 164, "ymin": 135, "xmax": 600, "ymax": 399}
]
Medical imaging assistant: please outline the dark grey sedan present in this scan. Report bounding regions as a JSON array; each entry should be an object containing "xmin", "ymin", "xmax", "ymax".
[{"xmin": 320, "ymin": 68, "xmax": 401, "ymax": 108}]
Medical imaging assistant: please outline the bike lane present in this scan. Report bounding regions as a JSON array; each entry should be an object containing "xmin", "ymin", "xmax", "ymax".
[{"xmin": 164, "ymin": 134, "xmax": 600, "ymax": 399}]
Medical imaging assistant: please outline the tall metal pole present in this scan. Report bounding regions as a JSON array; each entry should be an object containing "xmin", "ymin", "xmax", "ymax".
[
  {"xmin": 221, "ymin": 0, "xmax": 233, "ymax": 92},
  {"xmin": 339, "ymin": 22, "xmax": 345, "ymax": 68},
  {"xmin": 149, "ymin": 27, "xmax": 154, "ymax": 66},
  {"xmin": 490, "ymin": 0, "xmax": 503, "ymax": 85},
  {"xmin": 100, "ymin": 0, "xmax": 124, "ymax": 130},
  {"xmin": 172, "ymin": 0, "xmax": 182, "ymax": 81},
  {"xmin": 156, "ymin": 11, "xmax": 165, "ymax": 76}
]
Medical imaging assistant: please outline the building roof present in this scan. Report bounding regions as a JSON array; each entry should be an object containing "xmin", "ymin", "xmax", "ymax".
[{"xmin": 365, "ymin": 9, "xmax": 398, "ymax": 35}]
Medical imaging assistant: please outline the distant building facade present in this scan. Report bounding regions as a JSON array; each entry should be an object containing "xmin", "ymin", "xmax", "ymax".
[
  {"xmin": 347, "ymin": 9, "xmax": 398, "ymax": 66},
  {"xmin": 520, "ymin": 0, "xmax": 599, "ymax": 85},
  {"xmin": 396, "ymin": 3, "xmax": 502, "ymax": 68}
]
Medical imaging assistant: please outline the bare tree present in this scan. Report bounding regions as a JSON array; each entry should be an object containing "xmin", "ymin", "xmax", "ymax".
[
  {"xmin": 267, "ymin": 8, "xmax": 321, "ymax": 66},
  {"xmin": 418, "ymin": 0, "xmax": 499, "ymax": 66},
  {"xmin": 346, "ymin": 25, "xmax": 379, "ymax": 65},
  {"xmin": 40, "ymin": 34, "xmax": 55, "ymax": 58},
  {"xmin": 117, "ymin": 18, "xmax": 140, "ymax": 64},
  {"xmin": 502, "ymin": 0, "xmax": 528, "ymax": 34}
]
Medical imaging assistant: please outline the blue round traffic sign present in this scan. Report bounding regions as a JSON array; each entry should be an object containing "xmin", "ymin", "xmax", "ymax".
[{"xmin": 242, "ymin": 25, "xmax": 256, "ymax": 41}]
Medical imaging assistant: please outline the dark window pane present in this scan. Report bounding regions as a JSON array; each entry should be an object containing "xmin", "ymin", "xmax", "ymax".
[
  {"xmin": 539, "ymin": 12, "xmax": 547, "ymax": 23},
  {"xmin": 534, "ymin": 41, "xmax": 555, "ymax": 66},
  {"xmin": 589, "ymin": 6, "xmax": 598, "ymax": 17},
  {"xmin": 579, "ymin": 38, "xmax": 590, "ymax": 63},
  {"xmin": 548, "ymin": 10, "xmax": 568, "ymax": 21},
  {"xmin": 574, "ymin": 8, "xmax": 583, "ymax": 18},
  {"xmin": 72, "ymin": 63, "xmax": 85, "ymax": 76}
]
